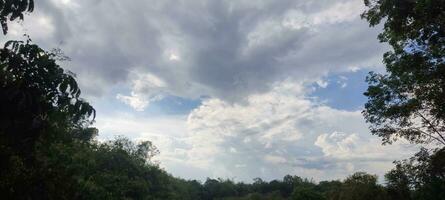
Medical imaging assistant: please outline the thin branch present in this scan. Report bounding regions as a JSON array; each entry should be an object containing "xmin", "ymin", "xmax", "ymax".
[
  {"xmin": 414, "ymin": 111, "xmax": 445, "ymax": 145},
  {"xmin": 411, "ymin": 127, "xmax": 445, "ymax": 146}
]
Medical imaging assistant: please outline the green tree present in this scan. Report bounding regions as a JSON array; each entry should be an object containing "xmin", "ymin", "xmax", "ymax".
[
  {"xmin": 0, "ymin": 39, "xmax": 95, "ymax": 154},
  {"xmin": 0, "ymin": 0, "xmax": 34, "ymax": 34},
  {"xmin": 361, "ymin": 0, "xmax": 445, "ymax": 146},
  {"xmin": 317, "ymin": 180, "xmax": 342, "ymax": 200},
  {"xmin": 362, "ymin": 1, "xmax": 445, "ymax": 198},
  {"xmin": 385, "ymin": 148, "xmax": 445, "ymax": 200},
  {"xmin": 291, "ymin": 187, "xmax": 325, "ymax": 200},
  {"xmin": 385, "ymin": 161, "xmax": 413, "ymax": 200},
  {"xmin": 0, "ymin": 39, "xmax": 96, "ymax": 198},
  {"xmin": 282, "ymin": 175, "xmax": 304, "ymax": 196},
  {"xmin": 338, "ymin": 172, "xmax": 388, "ymax": 200}
]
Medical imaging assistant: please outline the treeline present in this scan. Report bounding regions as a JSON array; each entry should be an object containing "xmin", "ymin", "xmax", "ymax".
[
  {"xmin": 168, "ymin": 173, "xmax": 394, "ymax": 200},
  {"xmin": 0, "ymin": 0, "xmax": 444, "ymax": 199}
]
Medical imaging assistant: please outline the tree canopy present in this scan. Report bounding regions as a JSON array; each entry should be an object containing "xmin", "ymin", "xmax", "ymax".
[
  {"xmin": 0, "ymin": 39, "xmax": 95, "ymax": 154},
  {"xmin": 362, "ymin": 0, "xmax": 445, "ymax": 146},
  {"xmin": 361, "ymin": 1, "xmax": 445, "ymax": 199}
]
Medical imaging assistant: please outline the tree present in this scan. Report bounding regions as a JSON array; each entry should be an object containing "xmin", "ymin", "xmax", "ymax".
[
  {"xmin": 361, "ymin": 0, "xmax": 445, "ymax": 146},
  {"xmin": 282, "ymin": 175, "xmax": 304, "ymax": 196},
  {"xmin": 0, "ymin": 39, "xmax": 95, "ymax": 154},
  {"xmin": 317, "ymin": 180, "xmax": 342, "ymax": 200},
  {"xmin": 362, "ymin": 1, "xmax": 445, "ymax": 198},
  {"xmin": 0, "ymin": 39, "xmax": 96, "ymax": 198},
  {"xmin": 338, "ymin": 172, "xmax": 388, "ymax": 200},
  {"xmin": 291, "ymin": 187, "xmax": 325, "ymax": 200},
  {"xmin": 0, "ymin": 0, "xmax": 34, "ymax": 34},
  {"xmin": 384, "ymin": 148, "xmax": 445, "ymax": 200},
  {"xmin": 385, "ymin": 162, "xmax": 413, "ymax": 200}
]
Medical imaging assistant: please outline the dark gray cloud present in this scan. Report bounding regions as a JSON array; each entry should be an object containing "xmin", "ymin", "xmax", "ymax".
[{"xmin": 9, "ymin": 0, "xmax": 387, "ymax": 103}]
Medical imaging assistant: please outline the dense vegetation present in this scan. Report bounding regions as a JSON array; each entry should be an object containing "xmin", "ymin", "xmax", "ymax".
[{"xmin": 0, "ymin": 0, "xmax": 444, "ymax": 199}]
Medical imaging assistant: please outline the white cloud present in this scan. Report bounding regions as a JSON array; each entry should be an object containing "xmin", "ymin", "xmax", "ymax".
[
  {"xmin": 315, "ymin": 132, "xmax": 359, "ymax": 157},
  {"xmin": 337, "ymin": 76, "xmax": 348, "ymax": 88},
  {"xmin": 316, "ymin": 79, "xmax": 329, "ymax": 88},
  {"xmin": 264, "ymin": 155, "xmax": 287, "ymax": 164},
  {"xmin": 313, "ymin": 131, "xmax": 418, "ymax": 178},
  {"xmin": 4, "ymin": 14, "xmax": 55, "ymax": 40},
  {"xmin": 96, "ymin": 80, "xmax": 419, "ymax": 182},
  {"xmin": 169, "ymin": 53, "xmax": 180, "ymax": 61},
  {"xmin": 116, "ymin": 93, "xmax": 149, "ymax": 111},
  {"xmin": 310, "ymin": 1, "xmax": 364, "ymax": 25},
  {"xmin": 315, "ymin": 132, "xmax": 416, "ymax": 161},
  {"xmin": 283, "ymin": 0, "xmax": 364, "ymax": 29},
  {"xmin": 181, "ymin": 81, "xmax": 418, "ymax": 181},
  {"xmin": 116, "ymin": 72, "xmax": 167, "ymax": 111},
  {"xmin": 94, "ymin": 113, "xmax": 193, "ymax": 170}
]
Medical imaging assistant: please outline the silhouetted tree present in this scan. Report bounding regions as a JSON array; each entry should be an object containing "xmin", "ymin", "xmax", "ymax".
[
  {"xmin": 362, "ymin": 0, "xmax": 445, "ymax": 146},
  {"xmin": 337, "ymin": 172, "xmax": 388, "ymax": 200},
  {"xmin": 384, "ymin": 148, "xmax": 445, "ymax": 200},
  {"xmin": 0, "ymin": 0, "xmax": 34, "ymax": 34},
  {"xmin": 0, "ymin": 38, "xmax": 98, "ymax": 198},
  {"xmin": 385, "ymin": 161, "xmax": 413, "ymax": 200},
  {"xmin": 362, "ymin": 1, "xmax": 445, "ymax": 199},
  {"xmin": 0, "ymin": 39, "xmax": 95, "ymax": 154}
]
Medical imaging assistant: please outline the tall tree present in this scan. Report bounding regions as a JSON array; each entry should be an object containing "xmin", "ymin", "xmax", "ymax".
[
  {"xmin": 0, "ymin": 39, "xmax": 95, "ymax": 154},
  {"xmin": 0, "ymin": 0, "xmax": 34, "ymax": 34},
  {"xmin": 384, "ymin": 161, "xmax": 413, "ymax": 200},
  {"xmin": 0, "ymin": 39, "xmax": 96, "ymax": 198},
  {"xmin": 362, "ymin": 1, "xmax": 445, "ymax": 199},
  {"xmin": 362, "ymin": 0, "xmax": 445, "ymax": 146}
]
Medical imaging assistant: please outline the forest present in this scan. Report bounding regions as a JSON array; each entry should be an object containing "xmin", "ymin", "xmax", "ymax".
[{"xmin": 0, "ymin": 0, "xmax": 444, "ymax": 199}]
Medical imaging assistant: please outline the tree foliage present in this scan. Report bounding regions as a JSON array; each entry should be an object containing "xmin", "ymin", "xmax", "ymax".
[
  {"xmin": 385, "ymin": 148, "xmax": 445, "ymax": 200},
  {"xmin": 362, "ymin": 0, "xmax": 445, "ymax": 145},
  {"xmin": 291, "ymin": 187, "xmax": 325, "ymax": 200},
  {"xmin": 339, "ymin": 172, "xmax": 388, "ymax": 200},
  {"xmin": 0, "ymin": 0, "xmax": 34, "ymax": 34},
  {"xmin": 0, "ymin": 39, "xmax": 95, "ymax": 154}
]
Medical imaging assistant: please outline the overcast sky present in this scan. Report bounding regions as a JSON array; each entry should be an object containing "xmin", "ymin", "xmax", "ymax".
[{"xmin": 5, "ymin": 0, "xmax": 419, "ymax": 182}]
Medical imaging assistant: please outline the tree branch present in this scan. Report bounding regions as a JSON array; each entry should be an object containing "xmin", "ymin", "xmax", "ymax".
[{"xmin": 415, "ymin": 111, "xmax": 445, "ymax": 146}]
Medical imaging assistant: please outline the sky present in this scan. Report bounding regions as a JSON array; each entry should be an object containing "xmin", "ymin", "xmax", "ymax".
[{"xmin": 4, "ymin": 0, "xmax": 420, "ymax": 182}]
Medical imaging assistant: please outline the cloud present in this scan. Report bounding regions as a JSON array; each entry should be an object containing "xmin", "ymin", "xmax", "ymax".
[
  {"xmin": 116, "ymin": 93, "xmax": 149, "ymax": 111},
  {"xmin": 8, "ymin": 0, "xmax": 387, "ymax": 103},
  {"xmin": 264, "ymin": 155, "xmax": 288, "ymax": 164},
  {"xmin": 96, "ymin": 80, "xmax": 417, "ymax": 182},
  {"xmin": 92, "ymin": 81, "xmax": 415, "ymax": 181},
  {"xmin": 175, "ymin": 81, "xmax": 417, "ymax": 181},
  {"xmin": 10, "ymin": 0, "xmax": 417, "ymax": 182},
  {"xmin": 116, "ymin": 72, "xmax": 167, "ymax": 110},
  {"xmin": 315, "ymin": 132, "xmax": 359, "ymax": 157},
  {"xmin": 314, "ymin": 132, "xmax": 415, "ymax": 161},
  {"xmin": 313, "ymin": 131, "xmax": 417, "ymax": 177}
]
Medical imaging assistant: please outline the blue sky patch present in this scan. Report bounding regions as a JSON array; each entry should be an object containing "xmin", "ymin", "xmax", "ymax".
[{"xmin": 311, "ymin": 69, "xmax": 370, "ymax": 111}]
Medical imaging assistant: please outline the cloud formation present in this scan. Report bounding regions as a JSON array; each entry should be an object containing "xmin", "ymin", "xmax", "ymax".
[
  {"xmin": 8, "ymin": 0, "xmax": 386, "ymax": 104},
  {"xmin": 5, "ymin": 0, "xmax": 416, "ymax": 182},
  {"xmin": 182, "ymin": 81, "xmax": 416, "ymax": 181},
  {"xmin": 96, "ymin": 81, "xmax": 417, "ymax": 182}
]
